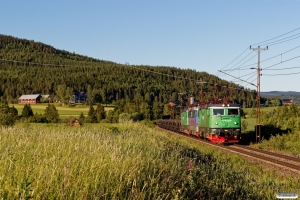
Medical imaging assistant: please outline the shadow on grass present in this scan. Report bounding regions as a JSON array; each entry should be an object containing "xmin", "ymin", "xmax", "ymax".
[{"xmin": 240, "ymin": 125, "xmax": 291, "ymax": 145}]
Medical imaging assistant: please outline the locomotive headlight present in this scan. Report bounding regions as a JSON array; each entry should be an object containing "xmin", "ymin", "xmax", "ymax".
[
  {"xmin": 215, "ymin": 122, "xmax": 218, "ymax": 125},
  {"xmin": 227, "ymin": 104, "xmax": 230, "ymax": 107},
  {"xmin": 234, "ymin": 122, "xmax": 238, "ymax": 125}
]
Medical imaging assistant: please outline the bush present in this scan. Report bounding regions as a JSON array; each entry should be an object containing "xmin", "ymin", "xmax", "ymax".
[
  {"xmin": 32, "ymin": 113, "xmax": 47, "ymax": 123},
  {"xmin": 131, "ymin": 112, "xmax": 144, "ymax": 121},
  {"xmin": 118, "ymin": 113, "xmax": 132, "ymax": 123},
  {"xmin": 44, "ymin": 104, "xmax": 60, "ymax": 123},
  {"xmin": 0, "ymin": 100, "xmax": 16, "ymax": 127},
  {"xmin": 21, "ymin": 104, "xmax": 34, "ymax": 118}
]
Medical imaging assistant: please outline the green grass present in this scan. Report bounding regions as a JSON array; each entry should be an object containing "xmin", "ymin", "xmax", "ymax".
[
  {"xmin": 0, "ymin": 123, "xmax": 299, "ymax": 199},
  {"xmin": 10, "ymin": 103, "xmax": 113, "ymax": 119},
  {"xmin": 252, "ymin": 131, "xmax": 300, "ymax": 157},
  {"xmin": 243, "ymin": 106, "xmax": 279, "ymax": 114},
  {"xmin": 242, "ymin": 106, "xmax": 279, "ymax": 132},
  {"xmin": 242, "ymin": 117, "xmax": 256, "ymax": 132}
]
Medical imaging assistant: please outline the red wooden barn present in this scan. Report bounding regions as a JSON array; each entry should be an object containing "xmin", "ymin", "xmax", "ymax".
[
  {"xmin": 282, "ymin": 99, "xmax": 293, "ymax": 105},
  {"xmin": 18, "ymin": 94, "xmax": 42, "ymax": 104}
]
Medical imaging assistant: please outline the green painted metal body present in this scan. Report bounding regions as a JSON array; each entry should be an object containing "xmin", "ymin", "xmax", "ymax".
[
  {"xmin": 207, "ymin": 107, "xmax": 241, "ymax": 130},
  {"xmin": 192, "ymin": 104, "xmax": 241, "ymax": 142},
  {"xmin": 180, "ymin": 110, "xmax": 189, "ymax": 126}
]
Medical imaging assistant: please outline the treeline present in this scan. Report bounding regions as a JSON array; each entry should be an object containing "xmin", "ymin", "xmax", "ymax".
[
  {"xmin": 0, "ymin": 100, "xmax": 115, "ymax": 127},
  {"xmin": 0, "ymin": 101, "xmax": 60, "ymax": 127},
  {"xmin": 0, "ymin": 34, "xmax": 259, "ymax": 109}
]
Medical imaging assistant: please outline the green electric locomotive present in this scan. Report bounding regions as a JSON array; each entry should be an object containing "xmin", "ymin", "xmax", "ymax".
[
  {"xmin": 156, "ymin": 96, "xmax": 242, "ymax": 143},
  {"xmin": 180, "ymin": 102, "xmax": 241, "ymax": 143}
]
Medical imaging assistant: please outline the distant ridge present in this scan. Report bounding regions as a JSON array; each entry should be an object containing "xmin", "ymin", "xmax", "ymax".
[{"xmin": 261, "ymin": 91, "xmax": 300, "ymax": 96}]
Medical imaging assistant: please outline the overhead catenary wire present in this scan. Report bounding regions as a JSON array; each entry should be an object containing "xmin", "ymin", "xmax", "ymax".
[
  {"xmin": 242, "ymin": 77, "xmax": 257, "ymax": 88},
  {"xmin": 225, "ymin": 51, "xmax": 256, "ymax": 71},
  {"xmin": 266, "ymin": 35, "xmax": 300, "ymax": 46},
  {"xmin": 264, "ymin": 55, "xmax": 300, "ymax": 70},
  {"xmin": 263, "ymin": 65, "xmax": 300, "ymax": 71},
  {"xmin": 219, "ymin": 28, "xmax": 300, "ymax": 76},
  {"xmin": 229, "ymin": 71, "xmax": 256, "ymax": 82},
  {"xmin": 263, "ymin": 71, "xmax": 300, "ymax": 76},
  {"xmin": 257, "ymin": 32, "xmax": 300, "ymax": 47},
  {"xmin": 250, "ymin": 27, "xmax": 300, "ymax": 46},
  {"xmin": 226, "ymin": 45, "xmax": 300, "ymax": 71},
  {"xmin": 216, "ymin": 47, "xmax": 250, "ymax": 77}
]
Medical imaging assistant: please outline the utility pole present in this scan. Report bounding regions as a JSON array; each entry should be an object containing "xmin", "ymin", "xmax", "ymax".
[
  {"xmin": 250, "ymin": 46, "xmax": 268, "ymax": 143},
  {"xmin": 178, "ymin": 92, "xmax": 186, "ymax": 112},
  {"xmin": 196, "ymin": 78, "xmax": 207, "ymax": 103}
]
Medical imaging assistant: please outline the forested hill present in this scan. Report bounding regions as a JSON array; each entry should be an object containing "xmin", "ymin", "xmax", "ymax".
[{"xmin": 0, "ymin": 34, "xmax": 256, "ymax": 107}]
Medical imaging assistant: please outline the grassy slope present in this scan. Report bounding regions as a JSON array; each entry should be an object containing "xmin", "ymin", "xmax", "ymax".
[
  {"xmin": 0, "ymin": 123, "xmax": 299, "ymax": 199},
  {"xmin": 241, "ymin": 106, "xmax": 300, "ymax": 157}
]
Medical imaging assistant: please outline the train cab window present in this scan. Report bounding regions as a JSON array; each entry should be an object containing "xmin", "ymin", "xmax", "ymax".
[
  {"xmin": 228, "ymin": 108, "xmax": 239, "ymax": 116},
  {"xmin": 194, "ymin": 110, "xmax": 198, "ymax": 117},
  {"xmin": 188, "ymin": 110, "xmax": 195, "ymax": 118},
  {"xmin": 213, "ymin": 109, "xmax": 224, "ymax": 116}
]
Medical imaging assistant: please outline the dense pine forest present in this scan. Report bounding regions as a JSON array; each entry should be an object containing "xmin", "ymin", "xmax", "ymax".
[{"xmin": 0, "ymin": 34, "xmax": 258, "ymax": 119}]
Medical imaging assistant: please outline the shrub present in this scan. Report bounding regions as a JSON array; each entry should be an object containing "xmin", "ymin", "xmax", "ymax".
[
  {"xmin": 44, "ymin": 104, "xmax": 60, "ymax": 123},
  {"xmin": 0, "ymin": 100, "xmax": 16, "ymax": 127}
]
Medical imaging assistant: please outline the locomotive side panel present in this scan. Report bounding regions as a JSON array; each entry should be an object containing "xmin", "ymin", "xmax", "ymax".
[{"xmin": 198, "ymin": 108, "xmax": 209, "ymax": 138}]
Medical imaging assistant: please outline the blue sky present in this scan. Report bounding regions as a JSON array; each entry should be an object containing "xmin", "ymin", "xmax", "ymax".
[{"xmin": 1, "ymin": 0, "xmax": 300, "ymax": 92}]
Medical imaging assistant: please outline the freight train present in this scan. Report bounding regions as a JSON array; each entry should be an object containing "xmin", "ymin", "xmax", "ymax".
[{"xmin": 157, "ymin": 97, "xmax": 241, "ymax": 143}]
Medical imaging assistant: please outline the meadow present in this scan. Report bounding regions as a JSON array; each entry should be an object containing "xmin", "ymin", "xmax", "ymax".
[
  {"xmin": 10, "ymin": 103, "xmax": 113, "ymax": 119},
  {"xmin": 0, "ymin": 122, "xmax": 299, "ymax": 199}
]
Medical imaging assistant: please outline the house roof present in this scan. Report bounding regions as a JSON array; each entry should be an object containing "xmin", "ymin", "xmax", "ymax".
[
  {"xmin": 19, "ymin": 94, "xmax": 41, "ymax": 100},
  {"xmin": 282, "ymin": 99, "xmax": 292, "ymax": 102}
]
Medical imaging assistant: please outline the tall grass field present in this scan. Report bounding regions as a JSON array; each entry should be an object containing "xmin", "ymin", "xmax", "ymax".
[{"xmin": 0, "ymin": 123, "xmax": 299, "ymax": 199}]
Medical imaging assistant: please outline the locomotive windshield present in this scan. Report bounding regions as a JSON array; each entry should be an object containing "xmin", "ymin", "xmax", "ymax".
[
  {"xmin": 228, "ymin": 108, "xmax": 239, "ymax": 116},
  {"xmin": 213, "ymin": 108, "xmax": 224, "ymax": 116}
]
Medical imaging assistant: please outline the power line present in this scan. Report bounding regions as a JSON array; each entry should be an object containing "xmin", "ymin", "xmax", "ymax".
[
  {"xmin": 219, "ymin": 47, "xmax": 249, "ymax": 71},
  {"xmin": 264, "ymin": 34, "xmax": 300, "ymax": 47},
  {"xmin": 263, "ymin": 71, "xmax": 300, "ymax": 76},
  {"xmin": 223, "ymin": 53, "xmax": 258, "ymax": 71},
  {"xmin": 218, "ymin": 70, "xmax": 256, "ymax": 87},
  {"xmin": 0, "ymin": 56, "xmax": 253, "ymax": 94},
  {"xmin": 264, "ymin": 55, "xmax": 300, "ymax": 70},
  {"xmin": 244, "ymin": 72, "xmax": 257, "ymax": 82},
  {"xmin": 221, "ymin": 28, "xmax": 300, "ymax": 73},
  {"xmin": 251, "ymin": 27, "xmax": 300, "ymax": 46},
  {"xmin": 225, "ymin": 51, "xmax": 256, "ymax": 71},
  {"xmin": 227, "ymin": 45, "xmax": 300, "ymax": 71},
  {"xmin": 216, "ymin": 47, "xmax": 250, "ymax": 77},
  {"xmin": 242, "ymin": 77, "xmax": 257, "ymax": 88},
  {"xmin": 0, "ymin": 58, "xmax": 72, "ymax": 67},
  {"xmin": 263, "ymin": 65, "xmax": 300, "ymax": 71},
  {"xmin": 0, "ymin": 57, "xmax": 204, "ymax": 82},
  {"xmin": 229, "ymin": 71, "xmax": 256, "ymax": 82},
  {"xmin": 0, "ymin": 57, "xmax": 209, "ymax": 82}
]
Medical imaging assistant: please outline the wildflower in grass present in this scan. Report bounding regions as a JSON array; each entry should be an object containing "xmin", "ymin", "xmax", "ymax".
[{"xmin": 188, "ymin": 159, "xmax": 193, "ymax": 169}]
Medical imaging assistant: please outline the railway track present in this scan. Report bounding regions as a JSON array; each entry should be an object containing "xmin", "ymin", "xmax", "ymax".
[{"xmin": 157, "ymin": 126, "xmax": 300, "ymax": 176}]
